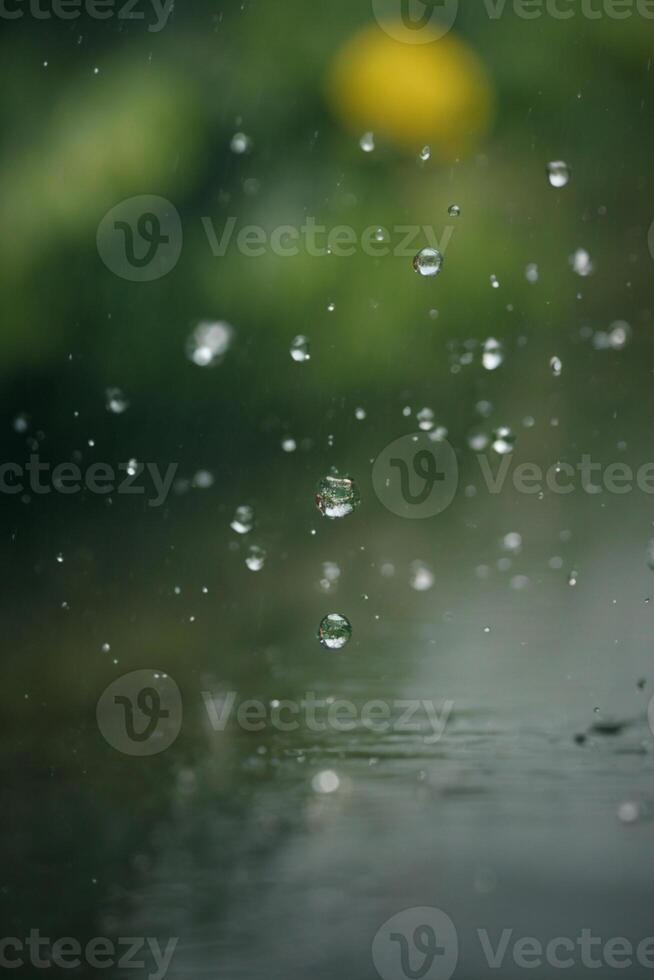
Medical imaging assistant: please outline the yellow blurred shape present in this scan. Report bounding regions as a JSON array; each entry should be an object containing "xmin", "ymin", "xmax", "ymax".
[{"xmin": 327, "ymin": 23, "xmax": 494, "ymax": 160}]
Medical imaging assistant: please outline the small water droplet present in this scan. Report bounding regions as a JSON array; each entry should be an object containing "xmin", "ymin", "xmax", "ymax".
[
  {"xmin": 317, "ymin": 613, "xmax": 352, "ymax": 650},
  {"xmin": 105, "ymin": 387, "xmax": 129, "ymax": 414},
  {"xmin": 550, "ymin": 356, "xmax": 563, "ymax": 377},
  {"xmin": 410, "ymin": 561, "xmax": 435, "ymax": 592},
  {"xmin": 230, "ymin": 132, "xmax": 252, "ymax": 154},
  {"xmin": 547, "ymin": 160, "xmax": 571, "ymax": 188},
  {"xmin": 359, "ymin": 131, "xmax": 375, "ymax": 153},
  {"xmin": 568, "ymin": 570, "xmax": 578, "ymax": 587},
  {"xmin": 354, "ymin": 407, "xmax": 367, "ymax": 421},
  {"xmin": 448, "ymin": 204, "xmax": 461, "ymax": 217},
  {"xmin": 492, "ymin": 427, "xmax": 515, "ymax": 455},
  {"xmin": 315, "ymin": 475, "xmax": 360, "ymax": 518},
  {"xmin": 416, "ymin": 407, "xmax": 435, "ymax": 431},
  {"xmin": 231, "ymin": 505, "xmax": 254, "ymax": 535},
  {"xmin": 618, "ymin": 801, "xmax": 640, "ymax": 824},
  {"xmin": 281, "ymin": 437, "xmax": 297, "ymax": 453},
  {"xmin": 490, "ymin": 274, "xmax": 500, "ymax": 289},
  {"xmin": 525, "ymin": 263, "xmax": 539, "ymax": 283},
  {"xmin": 327, "ymin": 302, "xmax": 336, "ymax": 312},
  {"xmin": 245, "ymin": 545, "xmax": 266, "ymax": 572},
  {"xmin": 413, "ymin": 247, "xmax": 443, "ymax": 278},
  {"xmin": 312, "ymin": 769, "xmax": 340, "ymax": 793},
  {"xmin": 290, "ymin": 335, "xmax": 310, "ymax": 362},
  {"xmin": 186, "ymin": 320, "xmax": 234, "ymax": 367},
  {"xmin": 482, "ymin": 338, "xmax": 504, "ymax": 371},
  {"xmin": 570, "ymin": 248, "xmax": 593, "ymax": 277},
  {"xmin": 419, "ymin": 145, "xmax": 431, "ymax": 161},
  {"xmin": 56, "ymin": 553, "xmax": 64, "ymax": 564}
]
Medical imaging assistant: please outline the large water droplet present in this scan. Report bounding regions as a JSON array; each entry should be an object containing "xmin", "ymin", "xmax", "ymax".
[
  {"xmin": 570, "ymin": 248, "xmax": 594, "ymax": 277},
  {"xmin": 290, "ymin": 335, "xmax": 310, "ymax": 362},
  {"xmin": 245, "ymin": 545, "xmax": 266, "ymax": 571},
  {"xmin": 186, "ymin": 320, "xmax": 234, "ymax": 367},
  {"xmin": 413, "ymin": 247, "xmax": 443, "ymax": 278},
  {"xmin": 315, "ymin": 475, "xmax": 360, "ymax": 518},
  {"xmin": 547, "ymin": 160, "xmax": 571, "ymax": 188},
  {"xmin": 318, "ymin": 613, "xmax": 352, "ymax": 650}
]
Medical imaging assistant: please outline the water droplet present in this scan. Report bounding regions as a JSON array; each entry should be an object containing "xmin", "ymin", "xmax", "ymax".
[
  {"xmin": 290, "ymin": 335, "xmax": 310, "ymax": 363},
  {"xmin": 419, "ymin": 145, "xmax": 431, "ymax": 161},
  {"xmin": 448, "ymin": 204, "xmax": 461, "ymax": 217},
  {"xmin": 56, "ymin": 553, "xmax": 64, "ymax": 564},
  {"xmin": 547, "ymin": 160, "xmax": 571, "ymax": 188},
  {"xmin": 525, "ymin": 263, "xmax": 539, "ymax": 283},
  {"xmin": 245, "ymin": 545, "xmax": 266, "ymax": 572},
  {"xmin": 550, "ymin": 356, "xmax": 563, "ymax": 377},
  {"xmin": 312, "ymin": 769, "xmax": 340, "ymax": 793},
  {"xmin": 502, "ymin": 532, "xmax": 522, "ymax": 554},
  {"xmin": 281, "ymin": 437, "xmax": 297, "ymax": 453},
  {"xmin": 317, "ymin": 613, "xmax": 352, "ymax": 650},
  {"xmin": 105, "ymin": 387, "xmax": 129, "ymax": 415},
  {"xmin": 101, "ymin": 642, "xmax": 111, "ymax": 653},
  {"xmin": 483, "ymin": 626, "xmax": 491, "ymax": 634},
  {"xmin": 126, "ymin": 458, "xmax": 138, "ymax": 476},
  {"xmin": 482, "ymin": 338, "xmax": 504, "ymax": 371},
  {"xmin": 489, "ymin": 274, "xmax": 500, "ymax": 289},
  {"xmin": 230, "ymin": 132, "xmax": 252, "ymax": 154},
  {"xmin": 568, "ymin": 570, "xmax": 578, "ymax": 587},
  {"xmin": 186, "ymin": 320, "xmax": 234, "ymax": 368},
  {"xmin": 354, "ymin": 407, "xmax": 367, "ymax": 421},
  {"xmin": 492, "ymin": 427, "xmax": 515, "ymax": 455},
  {"xmin": 416, "ymin": 407, "xmax": 435, "ymax": 431},
  {"xmin": 618, "ymin": 801, "xmax": 640, "ymax": 824},
  {"xmin": 315, "ymin": 475, "xmax": 360, "ymax": 519},
  {"xmin": 359, "ymin": 131, "xmax": 375, "ymax": 153},
  {"xmin": 570, "ymin": 248, "xmax": 593, "ymax": 277},
  {"xmin": 13, "ymin": 413, "xmax": 29, "ymax": 433},
  {"xmin": 608, "ymin": 320, "xmax": 631, "ymax": 350},
  {"xmin": 468, "ymin": 431, "xmax": 489, "ymax": 451},
  {"xmin": 410, "ymin": 561, "xmax": 435, "ymax": 592},
  {"xmin": 231, "ymin": 505, "xmax": 254, "ymax": 535},
  {"xmin": 327, "ymin": 302, "xmax": 336, "ymax": 312},
  {"xmin": 413, "ymin": 247, "xmax": 443, "ymax": 278}
]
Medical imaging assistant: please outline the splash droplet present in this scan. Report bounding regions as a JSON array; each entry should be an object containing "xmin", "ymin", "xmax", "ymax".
[{"xmin": 318, "ymin": 613, "xmax": 352, "ymax": 650}]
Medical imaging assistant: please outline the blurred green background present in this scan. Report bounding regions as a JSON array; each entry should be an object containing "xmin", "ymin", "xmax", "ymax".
[{"xmin": 2, "ymin": 2, "xmax": 654, "ymax": 976}]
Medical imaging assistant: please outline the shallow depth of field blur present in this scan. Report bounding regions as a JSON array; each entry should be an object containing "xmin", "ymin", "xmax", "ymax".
[{"xmin": 2, "ymin": 1, "xmax": 654, "ymax": 977}]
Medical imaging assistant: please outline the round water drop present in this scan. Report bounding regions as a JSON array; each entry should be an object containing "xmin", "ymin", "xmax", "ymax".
[
  {"xmin": 354, "ymin": 407, "xmax": 367, "ymax": 420},
  {"xmin": 570, "ymin": 248, "xmax": 593, "ymax": 277},
  {"xmin": 410, "ymin": 561, "xmax": 435, "ymax": 592},
  {"xmin": 419, "ymin": 145, "xmax": 431, "ymax": 161},
  {"xmin": 416, "ymin": 407, "xmax": 435, "ymax": 431},
  {"xmin": 318, "ymin": 613, "xmax": 352, "ymax": 650},
  {"xmin": 359, "ymin": 131, "xmax": 375, "ymax": 153},
  {"xmin": 492, "ymin": 426, "xmax": 515, "ymax": 455},
  {"xmin": 312, "ymin": 769, "xmax": 340, "ymax": 793},
  {"xmin": 413, "ymin": 247, "xmax": 443, "ymax": 278},
  {"xmin": 568, "ymin": 570, "xmax": 578, "ymax": 587},
  {"xmin": 105, "ymin": 387, "xmax": 129, "ymax": 415},
  {"xmin": 290, "ymin": 335, "xmax": 310, "ymax": 363},
  {"xmin": 525, "ymin": 263, "xmax": 539, "ymax": 283},
  {"xmin": 550, "ymin": 356, "xmax": 562, "ymax": 377},
  {"xmin": 315, "ymin": 475, "xmax": 360, "ymax": 519},
  {"xmin": 490, "ymin": 274, "xmax": 500, "ymax": 289},
  {"xmin": 547, "ymin": 160, "xmax": 571, "ymax": 188},
  {"xmin": 609, "ymin": 321, "xmax": 631, "ymax": 350},
  {"xmin": 245, "ymin": 545, "xmax": 266, "ymax": 572},
  {"xmin": 482, "ymin": 337, "xmax": 504, "ymax": 371},
  {"xmin": 448, "ymin": 204, "xmax": 461, "ymax": 217}
]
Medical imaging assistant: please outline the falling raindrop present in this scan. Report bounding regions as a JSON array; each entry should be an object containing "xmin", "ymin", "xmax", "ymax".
[
  {"xmin": 105, "ymin": 387, "xmax": 129, "ymax": 415},
  {"xmin": 186, "ymin": 320, "xmax": 234, "ymax": 367},
  {"xmin": 489, "ymin": 274, "xmax": 500, "ymax": 289},
  {"xmin": 290, "ymin": 335, "xmax": 310, "ymax": 362},
  {"xmin": 231, "ymin": 505, "xmax": 254, "ymax": 534},
  {"xmin": 570, "ymin": 248, "xmax": 594, "ymax": 277},
  {"xmin": 317, "ymin": 613, "xmax": 352, "ymax": 650},
  {"xmin": 315, "ymin": 475, "xmax": 360, "ymax": 519},
  {"xmin": 550, "ymin": 356, "xmax": 563, "ymax": 377},
  {"xmin": 413, "ymin": 247, "xmax": 443, "ymax": 278},
  {"xmin": 482, "ymin": 338, "xmax": 504, "ymax": 371},
  {"xmin": 245, "ymin": 545, "xmax": 266, "ymax": 572},
  {"xmin": 419, "ymin": 145, "xmax": 431, "ymax": 161},
  {"xmin": 547, "ymin": 160, "xmax": 571, "ymax": 188},
  {"xmin": 230, "ymin": 132, "xmax": 252, "ymax": 154},
  {"xmin": 359, "ymin": 131, "xmax": 375, "ymax": 153}
]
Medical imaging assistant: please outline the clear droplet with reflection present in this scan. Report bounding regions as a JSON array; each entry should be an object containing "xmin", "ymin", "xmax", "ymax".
[
  {"xmin": 419, "ymin": 145, "xmax": 431, "ymax": 161},
  {"xmin": 492, "ymin": 426, "xmax": 516, "ymax": 455},
  {"xmin": 290, "ymin": 335, "xmax": 310, "ymax": 362},
  {"xmin": 359, "ymin": 131, "xmax": 375, "ymax": 152},
  {"xmin": 413, "ymin": 247, "xmax": 443, "ymax": 278},
  {"xmin": 318, "ymin": 613, "xmax": 352, "ymax": 650},
  {"xmin": 186, "ymin": 320, "xmax": 234, "ymax": 367},
  {"xmin": 550, "ymin": 356, "xmax": 562, "ymax": 377},
  {"xmin": 482, "ymin": 338, "xmax": 504, "ymax": 371},
  {"xmin": 245, "ymin": 545, "xmax": 266, "ymax": 571},
  {"xmin": 315, "ymin": 475, "xmax": 360, "ymax": 519},
  {"xmin": 105, "ymin": 387, "xmax": 129, "ymax": 414},
  {"xmin": 231, "ymin": 505, "xmax": 254, "ymax": 535},
  {"xmin": 448, "ymin": 204, "xmax": 461, "ymax": 217}
]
